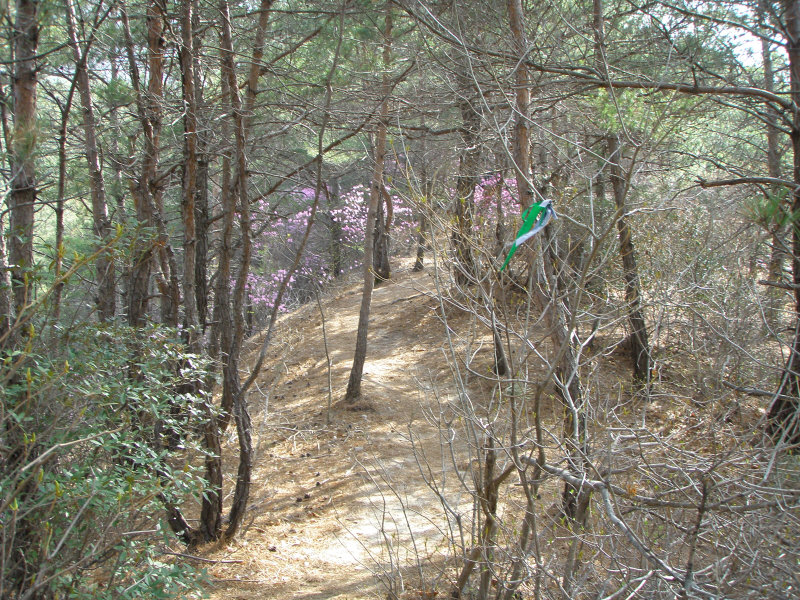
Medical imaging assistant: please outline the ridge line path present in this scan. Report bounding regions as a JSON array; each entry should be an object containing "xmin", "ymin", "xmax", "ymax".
[{"xmin": 201, "ymin": 265, "xmax": 479, "ymax": 600}]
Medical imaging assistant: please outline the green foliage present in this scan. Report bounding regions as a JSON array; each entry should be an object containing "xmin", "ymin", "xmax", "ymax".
[
  {"xmin": 746, "ymin": 188, "xmax": 791, "ymax": 230},
  {"xmin": 97, "ymin": 77, "xmax": 136, "ymax": 110},
  {"xmin": 1, "ymin": 319, "xmax": 212, "ymax": 599}
]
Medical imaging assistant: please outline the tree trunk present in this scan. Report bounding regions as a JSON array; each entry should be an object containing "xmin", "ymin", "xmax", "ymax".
[
  {"xmin": 0, "ymin": 74, "xmax": 13, "ymax": 337},
  {"xmin": 124, "ymin": 0, "xmax": 180, "ymax": 327},
  {"xmin": 373, "ymin": 184, "xmax": 391, "ymax": 283},
  {"xmin": 214, "ymin": 0, "xmax": 272, "ymax": 433},
  {"xmin": 541, "ymin": 230, "xmax": 590, "ymax": 514},
  {"xmin": 453, "ymin": 58, "xmax": 480, "ymax": 286},
  {"xmin": 345, "ymin": 4, "xmax": 392, "ymax": 404},
  {"xmin": 195, "ymin": 150, "xmax": 210, "ymax": 330},
  {"xmin": 53, "ymin": 75, "xmax": 76, "ymax": 323},
  {"xmin": 770, "ymin": 0, "xmax": 800, "ymax": 446},
  {"xmin": 244, "ymin": 0, "xmax": 275, "ymax": 124},
  {"xmin": 146, "ymin": 0, "xmax": 180, "ymax": 326},
  {"xmin": 508, "ymin": 0, "xmax": 533, "ymax": 210},
  {"xmin": 218, "ymin": 0, "xmax": 265, "ymax": 540},
  {"xmin": 493, "ymin": 0, "xmax": 532, "ymax": 381},
  {"xmin": 4, "ymin": 1, "xmax": 38, "ymax": 590},
  {"xmin": 179, "ymin": 0, "xmax": 199, "ymax": 340},
  {"xmin": 8, "ymin": 0, "xmax": 38, "ymax": 317},
  {"xmin": 193, "ymin": 1, "xmax": 210, "ymax": 332},
  {"xmin": 178, "ymin": 0, "xmax": 221, "ymax": 544},
  {"xmin": 413, "ymin": 121, "xmax": 430, "ymax": 272},
  {"xmin": 65, "ymin": 0, "xmax": 115, "ymax": 322},
  {"xmin": 413, "ymin": 211, "xmax": 427, "ymax": 272},
  {"xmin": 491, "ymin": 176, "xmax": 509, "ymax": 375},
  {"xmin": 0, "ymin": 69, "xmax": 13, "ymax": 338},
  {"xmin": 108, "ymin": 52, "xmax": 129, "ymax": 315},
  {"xmin": 120, "ymin": 0, "xmax": 157, "ymax": 327},
  {"xmin": 125, "ymin": 0, "xmax": 176, "ymax": 325},
  {"xmin": 762, "ymin": 0, "xmax": 787, "ymax": 331},
  {"xmin": 607, "ymin": 135, "xmax": 650, "ymax": 384},
  {"xmin": 511, "ymin": 0, "xmax": 589, "ymax": 536},
  {"xmin": 498, "ymin": 0, "xmax": 528, "ymax": 383},
  {"xmin": 209, "ymin": 56, "xmax": 233, "ymax": 367},
  {"xmin": 413, "ymin": 194, "xmax": 429, "ymax": 273},
  {"xmin": 592, "ymin": 0, "xmax": 649, "ymax": 386},
  {"xmin": 118, "ymin": 0, "xmax": 197, "ymax": 544}
]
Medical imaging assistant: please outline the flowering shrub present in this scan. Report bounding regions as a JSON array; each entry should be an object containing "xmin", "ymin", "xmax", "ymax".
[
  {"xmin": 472, "ymin": 174, "xmax": 522, "ymax": 238},
  {"xmin": 247, "ymin": 183, "xmax": 416, "ymax": 321}
]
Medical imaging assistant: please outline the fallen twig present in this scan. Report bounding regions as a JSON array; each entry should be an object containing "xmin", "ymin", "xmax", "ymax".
[{"xmin": 721, "ymin": 380, "xmax": 795, "ymax": 400}]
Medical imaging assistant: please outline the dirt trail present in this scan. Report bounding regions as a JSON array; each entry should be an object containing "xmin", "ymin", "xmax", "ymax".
[
  {"xmin": 199, "ymin": 264, "xmax": 472, "ymax": 600},
  {"xmin": 191, "ymin": 259, "xmax": 769, "ymax": 600}
]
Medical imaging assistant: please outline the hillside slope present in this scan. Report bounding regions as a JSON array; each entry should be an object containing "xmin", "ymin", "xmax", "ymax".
[
  {"xmin": 198, "ymin": 264, "xmax": 468, "ymax": 600},
  {"xmin": 191, "ymin": 259, "xmax": 774, "ymax": 600}
]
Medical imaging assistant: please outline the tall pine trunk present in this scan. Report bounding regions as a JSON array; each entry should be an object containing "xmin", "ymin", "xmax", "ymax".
[
  {"xmin": 52, "ymin": 78, "xmax": 75, "ymax": 323},
  {"xmin": 607, "ymin": 135, "xmax": 650, "ymax": 384},
  {"xmin": 511, "ymin": 0, "xmax": 589, "ymax": 535},
  {"xmin": 193, "ymin": 1, "xmax": 210, "ymax": 332},
  {"xmin": 216, "ymin": 0, "xmax": 274, "ymax": 540},
  {"xmin": 345, "ymin": 3, "xmax": 392, "ymax": 403},
  {"xmin": 373, "ymin": 184, "xmax": 392, "ymax": 282},
  {"xmin": 5, "ymin": 0, "xmax": 38, "ymax": 591},
  {"xmin": 147, "ymin": 0, "xmax": 180, "ymax": 326},
  {"xmin": 120, "ymin": 0, "xmax": 158, "ymax": 326},
  {"xmin": 452, "ymin": 57, "xmax": 480, "ymax": 286},
  {"xmin": 179, "ymin": 0, "xmax": 199, "ymax": 341},
  {"xmin": 179, "ymin": 0, "xmax": 222, "ymax": 543},
  {"xmin": 65, "ymin": 0, "xmax": 115, "ymax": 321},
  {"xmin": 8, "ymin": 0, "xmax": 37, "ymax": 317},
  {"xmin": 413, "ymin": 125, "xmax": 431, "ymax": 272},
  {"xmin": 0, "ymin": 214, "xmax": 10, "ymax": 340},
  {"xmin": 762, "ymin": 0, "xmax": 787, "ymax": 331},
  {"xmin": 770, "ymin": 0, "xmax": 800, "ymax": 446}
]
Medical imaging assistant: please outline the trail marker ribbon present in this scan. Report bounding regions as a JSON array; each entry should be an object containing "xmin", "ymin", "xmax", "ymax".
[{"xmin": 500, "ymin": 199, "xmax": 556, "ymax": 272}]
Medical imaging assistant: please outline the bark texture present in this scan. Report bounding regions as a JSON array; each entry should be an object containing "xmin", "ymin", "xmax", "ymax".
[
  {"xmin": 65, "ymin": 0, "xmax": 115, "ymax": 321},
  {"xmin": 452, "ymin": 58, "xmax": 480, "ymax": 285},
  {"xmin": 607, "ymin": 135, "xmax": 650, "ymax": 383},
  {"xmin": 770, "ymin": 0, "xmax": 800, "ymax": 446},
  {"xmin": 345, "ymin": 4, "xmax": 392, "ymax": 403},
  {"xmin": 8, "ymin": 0, "xmax": 38, "ymax": 316}
]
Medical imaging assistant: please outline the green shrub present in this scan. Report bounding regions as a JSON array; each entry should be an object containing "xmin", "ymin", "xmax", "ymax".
[{"xmin": 1, "ymin": 321, "xmax": 211, "ymax": 599}]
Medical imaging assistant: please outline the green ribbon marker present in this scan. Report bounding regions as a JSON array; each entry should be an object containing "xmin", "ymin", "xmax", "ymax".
[{"xmin": 500, "ymin": 199, "xmax": 555, "ymax": 272}]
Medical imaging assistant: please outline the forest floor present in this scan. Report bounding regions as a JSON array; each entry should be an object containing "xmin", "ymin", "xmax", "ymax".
[
  {"xmin": 190, "ymin": 258, "xmax": 767, "ymax": 600},
  {"xmin": 195, "ymin": 260, "xmax": 476, "ymax": 600}
]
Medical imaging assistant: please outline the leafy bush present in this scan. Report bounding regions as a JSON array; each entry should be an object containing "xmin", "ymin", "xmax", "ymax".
[{"xmin": 1, "ymin": 321, "xmax": 211, "ymax": 599}]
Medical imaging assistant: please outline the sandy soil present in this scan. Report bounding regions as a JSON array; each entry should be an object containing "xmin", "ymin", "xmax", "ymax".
[
  {"xmin": 189, "ymin": 258, "xmax": 766, "ymax": 600},
  {"xmin": 196, "ymin": 263, "xmax": 472, "ymax": 600}
]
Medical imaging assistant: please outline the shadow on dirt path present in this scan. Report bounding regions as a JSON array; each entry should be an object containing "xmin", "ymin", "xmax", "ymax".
[{"xmin": 198, "ymin": 264, "xmax": 481, "ymax": 600}]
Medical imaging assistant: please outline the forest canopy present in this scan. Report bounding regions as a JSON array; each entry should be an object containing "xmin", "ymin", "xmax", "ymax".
[{"xmin": 1, "ymin": 0, "xmax": 799, "ymax": 598}]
